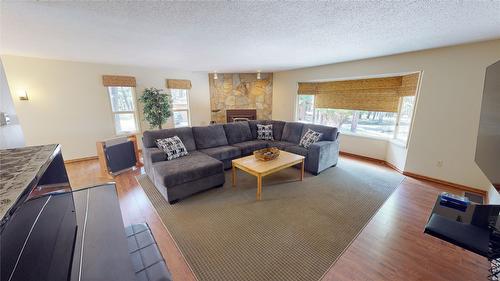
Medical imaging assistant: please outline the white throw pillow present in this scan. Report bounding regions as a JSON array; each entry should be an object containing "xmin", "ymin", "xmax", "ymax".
[
  {"xmin": 156, "ymin": 136, "xmax": 189, "ymax": 161},
  {"xmin": 257, "ymin": 124, "xmax": 274, "ymax": 140},
  {"xmin": 299, "ymin": 129, "xmax": 322, "ymax": 148}
]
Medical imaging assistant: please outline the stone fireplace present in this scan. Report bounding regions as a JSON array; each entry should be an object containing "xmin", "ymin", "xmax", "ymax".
[{"xmin": 209, "ymin": 73, "xmax": 272, "ymax": 123}]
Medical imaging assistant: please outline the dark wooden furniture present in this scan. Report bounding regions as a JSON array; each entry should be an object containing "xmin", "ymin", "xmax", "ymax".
[
  {"xmin": 1, "ymin": 145, "xmax": 78, "ymax": 281},
  {"xmin": 226, "ymin": 109, "xmax": 257, "ymax": 123},
  {"xmin": 71, "ymin": 184, "xmax": 137, "ymax": 281},
  {"xmin": 0, "ymin": 144, "xmax": 169, "ymax": 281}
]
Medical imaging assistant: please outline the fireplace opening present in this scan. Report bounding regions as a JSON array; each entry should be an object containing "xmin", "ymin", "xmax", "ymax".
[{"xmin": 226, "ymin": 109, "xmax": 257, "ymax": 123}]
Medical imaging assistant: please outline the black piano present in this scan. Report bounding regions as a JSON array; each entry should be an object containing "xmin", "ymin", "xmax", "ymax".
[{"xmin": 0, "ymin": 144, "xmax": 171, "ymax": 281}]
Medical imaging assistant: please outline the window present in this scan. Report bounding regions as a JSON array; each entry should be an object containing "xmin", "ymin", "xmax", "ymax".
[
  {"xmin": 170, "ymin": 88, "xmax": 191, "ymax": 127},
  {"xmin": 297, "ymin": 95, "xmax": 315, "ymax": 123},
  {"xmin": 107, "ymin": 86, "xmax": 139, "ymax": 135},
  {"xmin": 395, "ymin": 96, "xmax": 416, "ymax": 141},
  {"xmin": 296, "ymin": 73, "xmax": 419, "ymax": 144},
  {"xmin": 296, "ymin": 94, "xmax": 416, "ymax": 142}
]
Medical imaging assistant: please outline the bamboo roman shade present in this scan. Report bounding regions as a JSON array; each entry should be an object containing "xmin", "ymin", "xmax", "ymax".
[
  {"xmin": 166, "ymin": 79, "xmax": 192, "ymax": 89},
  {"xmin": 399, "ymin": 73, "xmax": 420, "ymax": 96},
  {"xmin": 298, "ymin": 73, "xmax": 419, "ymax": 112},
  {"xmin": 102, "ymin": 75, "xmax": 136, "ymax": 87}
]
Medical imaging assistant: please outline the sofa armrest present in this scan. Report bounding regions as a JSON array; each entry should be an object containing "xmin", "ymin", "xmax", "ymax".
[
  {"xmin": 151, "ymin": 150, "xmax": 167, "ymax": 163},
  {"xmin": 144, "ymin": 147, "xmax": 166, "ymax": 163},
  {"xmin": 142, "ymin": 147, "xmax": 166, "ymax": 179},
  {"xmin": 307, "ymin": 140, "xmax": 340, "ymax": 174},
  {"xmin": 309, "ymin": 140, "xmax": 336, "ymax": 154}
]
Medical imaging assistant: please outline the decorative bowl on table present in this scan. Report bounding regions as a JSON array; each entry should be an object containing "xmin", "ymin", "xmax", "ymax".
[{"xmin": 254, "ymin": 147, "xmax": 280, "ymax": 161}]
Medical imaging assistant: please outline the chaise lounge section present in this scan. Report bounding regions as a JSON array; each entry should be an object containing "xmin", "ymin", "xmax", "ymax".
[
  {"xmin": 142, "ymin": 120, "xmax": 339, "ymax": 203},
  {"xmin": 142, "ymin": 127, "xmax": 225, "ymax": 204}
]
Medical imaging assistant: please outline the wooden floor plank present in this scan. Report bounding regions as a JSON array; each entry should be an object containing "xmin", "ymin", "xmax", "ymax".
[{"xmin": 65, "ymin": 156, "xmax": 490, "ymax": 281}]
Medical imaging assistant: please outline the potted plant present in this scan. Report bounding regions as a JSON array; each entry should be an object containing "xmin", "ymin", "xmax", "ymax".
[{"xmin": 139, "ymin": 87, "xmax": 171, "ymax": 129}]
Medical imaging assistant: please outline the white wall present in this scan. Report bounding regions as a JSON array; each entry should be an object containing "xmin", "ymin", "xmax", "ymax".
[
  {"xmin": 1, "ymin": 55, "xmax": 211, "ymax": 160},
  {"xmin": 0, "ymin": 59, "xmax": 25, "ymax": 148},
  {"xmin": 339, "ymin": 134, "xmax": 387, "ymax": 160},
  {"xmin": 386, "ymin": 142, "xmax": 407, "ymax": 171},
  {"xmin": 273, "ymin": 39, "xmax": 500, "ymax": 191}
]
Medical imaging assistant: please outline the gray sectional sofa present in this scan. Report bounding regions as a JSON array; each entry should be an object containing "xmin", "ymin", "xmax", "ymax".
[{"xmin": 142, "ymin": 120, "xmax": 339, "ymax": 203}]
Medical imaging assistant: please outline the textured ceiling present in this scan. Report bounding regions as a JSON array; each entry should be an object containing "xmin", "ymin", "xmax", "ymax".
[{"xmin": 1, "ymin": 1, "xmax": 500, "ymax": 72}]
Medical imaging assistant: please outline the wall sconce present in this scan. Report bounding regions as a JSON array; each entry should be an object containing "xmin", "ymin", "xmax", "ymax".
[
  {"xmin": 213, "ymin": 72, "xmax": 218, "ymax": 80},
  {"xmin": 257, "ymin": 71, "xmax": 261, "ymax": 80},
  {"xmin": 17, "ymin": 90, "xmax": 29, "ymax": 101}
]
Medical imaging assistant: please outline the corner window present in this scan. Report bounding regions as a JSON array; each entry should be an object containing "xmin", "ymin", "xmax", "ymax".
[
  {"xmin": 106, "ymin": 86, "xmax": 139, "ymax": 135},
  {"xmin": 296, "ymin": 73, "xmax": 419, "ymax": 144},
  {"xmin": 170, "ymin": 88, "xmax": 191, "ymax": 127},
  {"xmin": 296, "ymin": 94, "xmax": 416, "ymax": 142}
]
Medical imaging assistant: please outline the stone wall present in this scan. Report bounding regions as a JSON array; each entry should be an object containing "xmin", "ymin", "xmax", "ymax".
[{"xmin": 209, "ymin": 73, "xmax": 273, "ymax": 123}]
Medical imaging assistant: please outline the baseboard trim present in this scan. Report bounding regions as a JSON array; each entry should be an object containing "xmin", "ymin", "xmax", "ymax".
[
  {"xmin": 402, "ymin": 171, "xmax": 487, "ymax": 196},
  {"xmin": 384, "ymin": 161, "xmax": 404, "ymax": 174},
  {"xmin": 339, "ymin": 151, "xmax": 385, "ymax": 164},
  {"xmin": 64, "ymin": 156, "xmax": 98, "ymax": 164},
  {"xmin": 340, "ymin": 151, "xmax": 486, "ymax": 197}
]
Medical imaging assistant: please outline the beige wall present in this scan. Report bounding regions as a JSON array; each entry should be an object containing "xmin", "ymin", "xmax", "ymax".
[
  {"xmin": 1, "ymin": 55, "xmax": 211, "ymax": 160},
  {"xmin": 273, "ymin": 39, "xmax": 500, "ymax": 191}
]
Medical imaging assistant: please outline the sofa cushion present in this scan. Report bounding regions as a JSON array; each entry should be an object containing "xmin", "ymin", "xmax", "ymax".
[
  {"xmin": 152, "ymin": 151, "xmax": 223, "ymax": 187},
  {"xmin": 232, "ymin": 140, "xmax": 268, "ymax": 155},
  {"xmin": 192, "ymin": 124, "xmax": 228, "ymax": 149},
  {"xmin": 281, "ymin": 122, "xmax": 305, "ymax": 143},
  {"xmin": 248, "ymin": 120, "xmax": 266, "ymax": 139},
  {"xmin": 266, "ymin": 141, "xmax": 296, "ymax": 150},
  {"xmin": 267, "ymin": 120, "xmax": 286, "ymax": 141},
  {"xmin": 199, "ymin": 145, "xmax": 241, "ymax": 161},
  {"xmin": 223, "ymin": 122, "xmax": 253, "ymax": 144},
  {"xmin": 143, "ymin": 127, "xmax": 196, "ymax": 151},
  {"xmin": 285, "ymin": 145, "xmax": 308, "ymax": 157},
  {"xmin": 257, "ymin": 124, "xmax": 274, "ymax": 140},
  {"xmin": 156, "ymin": 136, "xmax": 189, "ymax": 161},
  {"xmin": 301, "ymin": 124, "xmax": 339, "ymax": 141}
]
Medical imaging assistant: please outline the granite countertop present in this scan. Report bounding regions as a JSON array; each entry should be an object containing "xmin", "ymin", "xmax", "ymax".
[{"xmin": 0, "ymin": 144, "xmax": 58, "ymax": 219}]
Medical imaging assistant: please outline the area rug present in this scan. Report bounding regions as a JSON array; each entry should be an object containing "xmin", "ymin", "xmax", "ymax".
[{"xmin": 137, "ymin": 157, "xmax": 404, "ymax": 281}]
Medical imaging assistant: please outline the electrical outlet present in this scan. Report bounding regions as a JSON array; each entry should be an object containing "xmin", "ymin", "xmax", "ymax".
[{"xmin": 437, "ymin": 160, "xmax": 444, "ymax": 167}]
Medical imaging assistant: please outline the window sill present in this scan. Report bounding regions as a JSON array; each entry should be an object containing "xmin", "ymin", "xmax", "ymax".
[
  {"xmin": 116, "ymin": 131, "xmax": 138, "ymax": 137},
  {"xmin": 339, "ymin": 132, "xmax": 392, "ymax": 142},
  {"xmin": 340, "ymin": 132, "xmax": 408, "ymax": 148}
]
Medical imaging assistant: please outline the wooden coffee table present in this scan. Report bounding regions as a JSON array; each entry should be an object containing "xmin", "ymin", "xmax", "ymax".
[{"xmin": 231, "ymin": 150, "xmax": 305, "ymax": 200}]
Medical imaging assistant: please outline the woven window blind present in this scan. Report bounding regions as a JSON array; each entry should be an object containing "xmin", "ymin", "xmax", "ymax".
[
  {"xmin": 398, "ymin": 73, "xmax": 420, "ymax": 97},
  {"xmin": 166, "ymin": 79, "xmax": 192, "ymax": 89},
  {"xmin": 102, "ymin": 75, "xmax": 136, "ymax": 87},
  {"xmin": 298, "ymin": 73, "xmax": 419, "ymax": 112}
]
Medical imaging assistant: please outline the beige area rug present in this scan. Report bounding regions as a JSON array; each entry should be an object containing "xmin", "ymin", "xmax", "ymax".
[{"xmin": 137, "ymin": 157, "xmax": 404, "ymax": 281}]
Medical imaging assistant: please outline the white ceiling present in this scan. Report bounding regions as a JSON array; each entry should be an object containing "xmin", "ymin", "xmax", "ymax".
[{"xmin": 1, "ymin": 1, "xmax": 500, "ymax": 73}]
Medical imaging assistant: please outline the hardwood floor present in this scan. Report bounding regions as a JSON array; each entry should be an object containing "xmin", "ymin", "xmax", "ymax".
[{"xmin": 65, "ymin": 156, "xmax": 490, "ymax": 281}]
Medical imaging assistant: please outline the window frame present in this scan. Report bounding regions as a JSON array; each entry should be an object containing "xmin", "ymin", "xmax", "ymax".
[
  {"xmin": 294, "ymin": 72, "xmax": 421, "ymax": 147},
  {"xmin": 106, "ymin": 86, "xmax": 140, "ymax": 136},
  {"xmin": 169, "ymin": 88, "xmax": 192, "ymax": 128}
]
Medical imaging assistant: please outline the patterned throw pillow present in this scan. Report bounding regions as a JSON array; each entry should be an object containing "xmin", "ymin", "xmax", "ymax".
[
  {"xmin": 156, "ymin": 136, "xmax": 189, "ymax": 161},
  {"xmin": 257, "ymin": 124, "xmax": 274, "ymax": 140},
  {"xmin": 299, "ymin": 129, "xmax": 322, "ymax": 148}
]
